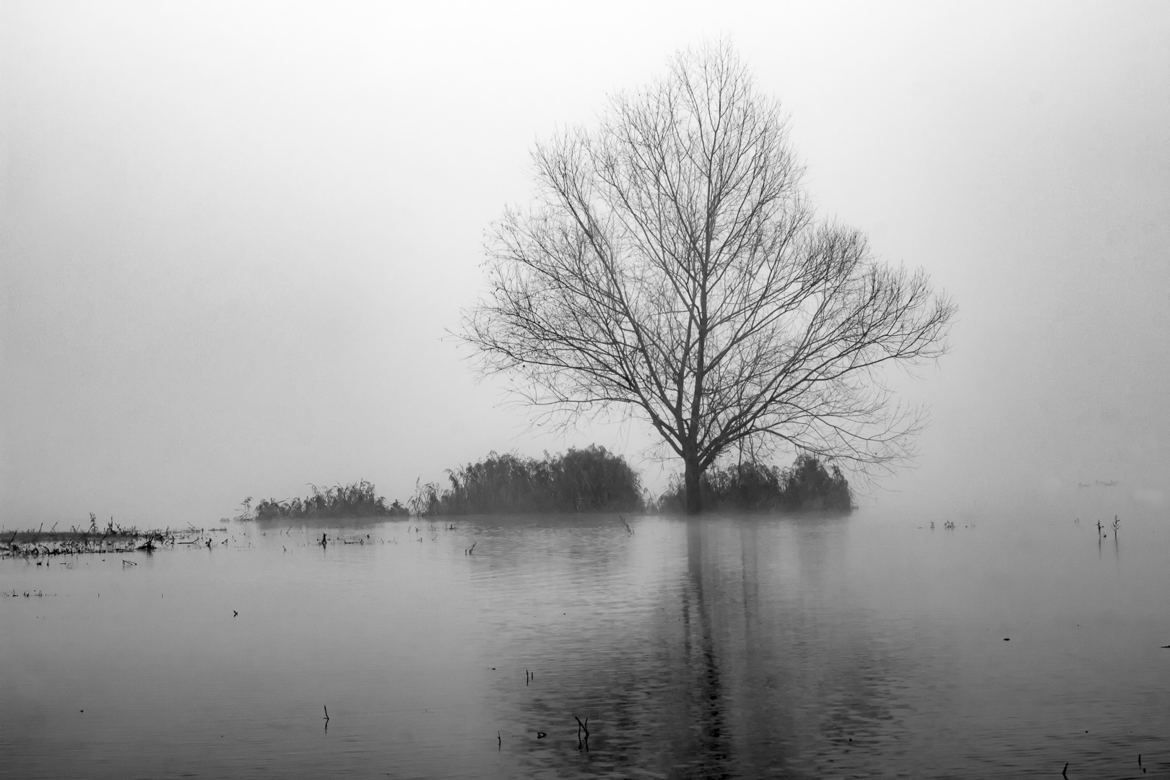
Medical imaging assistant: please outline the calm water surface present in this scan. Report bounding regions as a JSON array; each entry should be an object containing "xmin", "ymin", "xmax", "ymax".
[{"xmin": 2, "ymin": 502, "xmax": 1169, "ymax": 778}]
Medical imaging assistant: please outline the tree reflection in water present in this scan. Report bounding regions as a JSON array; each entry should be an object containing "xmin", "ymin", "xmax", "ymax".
[{"xmin": 498, "ymin": 515, "xmax": 906, "ymax": 779}]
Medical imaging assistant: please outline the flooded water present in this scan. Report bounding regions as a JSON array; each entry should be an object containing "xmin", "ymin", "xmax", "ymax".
[{"xmin": 3, "ymin": 501, "xmax": 1169, "ymax": 778}]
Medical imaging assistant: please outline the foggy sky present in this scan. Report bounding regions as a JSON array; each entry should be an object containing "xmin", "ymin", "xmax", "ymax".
[{"xmin": 3, "ymin": 1, "xmax": 1168, "ymax": 527}]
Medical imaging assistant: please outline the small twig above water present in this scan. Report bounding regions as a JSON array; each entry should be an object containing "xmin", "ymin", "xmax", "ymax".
[{"xmin": 574, "ymin": 714, "xmax": 589, "ymax": 751}]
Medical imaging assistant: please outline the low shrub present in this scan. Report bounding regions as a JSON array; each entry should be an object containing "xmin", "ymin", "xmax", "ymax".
[
  {"xmin": 658, "ymin": 453, "xmax": 852, "ymax": 513},
  {"xmin": 421, "ymin": 445, "xmax": 644, "ymax": 515}
]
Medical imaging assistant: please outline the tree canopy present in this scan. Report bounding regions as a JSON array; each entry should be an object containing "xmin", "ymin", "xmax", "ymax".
[{"xmin": 464, "ymin": 42, "xmax": 954, "ymax": 513}]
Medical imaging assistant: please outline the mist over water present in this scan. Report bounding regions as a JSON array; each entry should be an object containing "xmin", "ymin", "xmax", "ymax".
[
  {"xmin": 3, "ymin": 5, "xmax": 1169, "ymax": 776},
  {"xmin": 3, "ymin": 500, "xmax": 1167, "ymax": 778}
]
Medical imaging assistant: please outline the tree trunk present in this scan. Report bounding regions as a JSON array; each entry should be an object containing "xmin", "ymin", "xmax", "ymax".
[{"xmin": 684, "ymin": 453, "xmax": 703, "ymax": 515}]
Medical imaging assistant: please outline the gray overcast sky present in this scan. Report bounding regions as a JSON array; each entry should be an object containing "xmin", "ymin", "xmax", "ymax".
[{"xmin": 2, "ymin": 1, "xmax": 1168, "ymax": 527}]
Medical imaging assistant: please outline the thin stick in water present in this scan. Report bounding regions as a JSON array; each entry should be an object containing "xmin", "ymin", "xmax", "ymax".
[{"xmin": 574, "ymin": 714, "xmax": 589, "ymax": 751}]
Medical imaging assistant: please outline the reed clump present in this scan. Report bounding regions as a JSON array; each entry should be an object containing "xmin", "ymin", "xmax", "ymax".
[
  {"xmin": 250, "ymin": 481, "xmax": 409, "ymax": 520},
  {"xmin": 1, "ymin": 514, "xmax": 176, "ymax": 558}
]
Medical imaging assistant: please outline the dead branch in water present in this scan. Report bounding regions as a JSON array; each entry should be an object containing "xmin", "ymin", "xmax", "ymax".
[{"xmin": 574, "ymin": 714, "xmax": 589, "ymax": 751}]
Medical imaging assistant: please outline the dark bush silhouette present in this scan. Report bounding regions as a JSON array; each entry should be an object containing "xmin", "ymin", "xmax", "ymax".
[
  {"xmin": 658, "ymin": 454, "xmax": 852, "ymax": 513},
  {"xmin": 245, "ymin": 450, "xmax": 847, "ymax": 519},
  {"xmin": 252, "ymin": 481, "xmax": 409, "ymax": 520},
  {"xmin": 428, "ymin": 445, "xmax": 643, "ymax": 515},
  {"xmin": 780, "ymin": 454, "xmax": 853, "ymax": 511}
]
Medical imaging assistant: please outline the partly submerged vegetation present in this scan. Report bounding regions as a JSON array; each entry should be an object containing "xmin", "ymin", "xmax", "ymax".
[
  {"xmin": 251, "ymin": 480, "xmax": 409, "ymax": 521},
  {"xmin": 2, "ymin": 451, "xmax": 851, "ymax": 560},
  {"xmin": 238, "ymin": 449, "xmax": 851, "ymax": 520},
  {"xmin": 657, "ymin": 453, "xmax": 853, "ymax": 513},
  {"xmin": 412, "ymin": 445, "xmax": 643, "ymax": 516},
  {"xmin": 1, "ymin": 514, "xmax": 212, "ymax": 559},
  {"xmin": 412, "ymin": 447, "xmax": 850, "ymax": 515}
]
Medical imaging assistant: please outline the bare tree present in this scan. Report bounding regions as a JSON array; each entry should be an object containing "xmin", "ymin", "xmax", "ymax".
[{"xmin": 463, "ymin": 43, "xmax": 955, "ymax": 514}]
